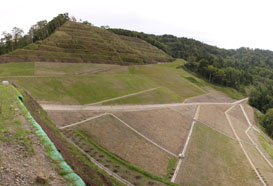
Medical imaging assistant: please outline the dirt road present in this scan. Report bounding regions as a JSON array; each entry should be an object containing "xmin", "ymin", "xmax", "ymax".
[{"xmin": 41, "ymin": 102, "xmax": 238, "ymax": 112}]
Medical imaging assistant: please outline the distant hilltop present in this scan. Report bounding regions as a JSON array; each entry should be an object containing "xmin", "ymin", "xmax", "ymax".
[{"xmin": 0, "ymin": 21, "xmax": 173, "ymax": 64}]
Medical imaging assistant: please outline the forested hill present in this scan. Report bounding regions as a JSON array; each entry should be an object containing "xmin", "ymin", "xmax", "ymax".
[
  {"xmin": 111, "ymin": 29, "xmax": 273, "ymax": 137},
  {"xmin": 110, "ymin": 29, "xmax": 273, "ymax": 88}
]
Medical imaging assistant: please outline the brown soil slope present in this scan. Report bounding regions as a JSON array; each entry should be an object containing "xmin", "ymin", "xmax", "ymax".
[{"xmin": 1, "ymin": 21, "xmax": 173, "ymax": 64}]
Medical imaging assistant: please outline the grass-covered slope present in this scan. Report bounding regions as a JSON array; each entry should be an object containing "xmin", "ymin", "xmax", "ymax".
[
  {"xmin": 1, "ymin": 59, "xmax": 209, "ymax": 105},
  {"xmin": 0, "ymin": 59, "xmax": 243, "ymax": 105},
  {"xmin": 3, "ymin": 21, "xmax": 173, "ymax": 64}
]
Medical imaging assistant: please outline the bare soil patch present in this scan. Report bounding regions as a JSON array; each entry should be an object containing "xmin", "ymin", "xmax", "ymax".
[
  {"xmin": 62, "ymin": 129, "xmax": 166, "ymax": 186},
  {"xmin": 114, "ymin": 106, "xmax": 197, "ymax": 154},
  {"xmin": 228, "ymin": 114, "xmax": 252, "ymax": 143},
  {"xmin": 227, "ymin": 105, "xmax": 252, "ymax": 143},
  {"xmin": 175, "ymin": 123, "xmax": 260, "ymax": 186},
  {"xmin": 242, "ymin": 104, "xmax": 258, "ymax": 126},
  {"xmin": 184, "ymin": 91, "xmax": 235, "ymax": 103},
  {"xmin": 198, "ymin": 104, "xmax": 235, "ymax": 138},
  {"xmin": 228, "ymin": 104, "xmax": 248, "ymax": 122},
  {"xmin": 0, "ymin": 115, "xmax": 66, "ymax": 186},
  {"xmin": 73, "ymin": 114, "xmax": 172, "ymax": 177}
]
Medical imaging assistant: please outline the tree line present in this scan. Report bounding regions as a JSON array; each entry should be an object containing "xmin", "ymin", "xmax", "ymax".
[
  {"xmin": 0, "ymin": 13, "xmax": 70, "ymax": 55},
  {"xmin": 110, "ymin": 28, "xmax": 273, "ymax": 137}
]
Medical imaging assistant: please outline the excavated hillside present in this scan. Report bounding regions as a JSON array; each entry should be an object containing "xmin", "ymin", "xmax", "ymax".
[{"xmin": 2, "ymin": 21, "xmax": 173, "ymax": 64}]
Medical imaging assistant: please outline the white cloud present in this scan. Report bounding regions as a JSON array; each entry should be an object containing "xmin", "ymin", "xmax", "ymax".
[{"xmin": 1, "ymin": 0, "xmax": 273, "ymax": 50}]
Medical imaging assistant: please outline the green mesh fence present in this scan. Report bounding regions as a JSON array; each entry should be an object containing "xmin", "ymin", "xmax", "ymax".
[{"xmin": 12, "ymin": 86, "xmax": 86, "ymax": 186}]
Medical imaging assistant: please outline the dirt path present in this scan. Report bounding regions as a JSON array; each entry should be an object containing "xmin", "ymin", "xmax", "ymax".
[
  {"xmin": 171, "ymin": 105, "xmax": 200, "ymax": 183},
  {"xmin": 59, "ymin": 113, "xmax": 108, "ymax": 130},
  {"xmin": 87, "ymin": 87, "xmax": 160, "ymax": 106},
  {"xmin": 41, "ymin": 101, "xmax": 245, "ymax": 112}
]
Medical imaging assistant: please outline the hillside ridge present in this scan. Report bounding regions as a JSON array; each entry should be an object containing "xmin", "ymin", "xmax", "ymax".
[{"xmin": 1, "ymin": 21, "xmax": 173, "ymax": 64}]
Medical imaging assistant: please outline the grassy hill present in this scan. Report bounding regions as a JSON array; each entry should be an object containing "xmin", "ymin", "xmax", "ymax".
[
  {"xmin": 0, "ymin": 59, "xmax": 243, "ymax": 105},
  {"xmin": 2, "ymin": 21, "xmax": 173, "ymax": 64}
]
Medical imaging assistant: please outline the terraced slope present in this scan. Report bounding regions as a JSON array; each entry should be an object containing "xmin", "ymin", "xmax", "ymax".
[{"xmin": 3, "ymin": 21, "xmax": 173, "ymax": 64}]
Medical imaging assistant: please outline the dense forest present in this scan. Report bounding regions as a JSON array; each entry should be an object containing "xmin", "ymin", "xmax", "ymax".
[
  {"xmin": 110, "ymin": 29, "xmax": 273, "ymax": 137},
  {"xmin": 0, "ymin": 13, "xmax": 70, "ymax": 55}
]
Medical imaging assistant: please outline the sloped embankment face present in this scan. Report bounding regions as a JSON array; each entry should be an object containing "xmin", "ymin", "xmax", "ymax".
[
  {"xmin": 0, "ymin": 85, "xmax": 67, "ymax": 185},
  {"xmin": 15, "ymin": 85, "xmax": 124, "ymax": 186},
  {"xmin": 2, "ymin": 21, "xmax": 173, "ymax": 64}
]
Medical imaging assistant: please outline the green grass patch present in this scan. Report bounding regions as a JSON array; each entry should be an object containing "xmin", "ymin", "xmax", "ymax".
[
  {"xmin": 104, "ymin": 87, "xmax": 184, "ymax": 105},
  {"xmin": 165, "ymin": 158, "xmax": 177, "ymax": 180},
  {"xmin": 177, "ymin": 122, "xmax": 259, "ymax": 186},
  {"xmin": 0, "ymin": 59, "xmax": 206, "ymax": 105},
  {"xmin": 259, "ymin": 134, "xmax": 273, "ymax": 159},
  {"xmin": 0, "ymin": 62, "xmax": 34, "ymax": 76},
  {"xmin": 184, "ymin": 76, "xmax": 206, "ymax": 87},
  {"xmin": 132, "ymin": 61, "xmax": 206, "ymax": 99},
  {"xmin": 209, "ymin": 84, "xmax": 244, "ymax": 99},
  {"xmin": 10, "ymin": 74, "xmax": 156, "ymax": 104},
  {"xmin": 34, "ymin": 62, "xmax": 119, "ymax": 75},
  {"xmin": 0, "ymin": 85, "xmax": 34, "ymax": 155},
  {"xmin": 1, "ymin": 58, "xmax": 242, "ymax": 106},
  {"xmin": 179, "ymin": 62, "xmax": 244, "ymax": 99}
]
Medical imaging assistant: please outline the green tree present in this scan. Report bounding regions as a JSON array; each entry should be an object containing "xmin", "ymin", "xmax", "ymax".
[
  {"xmin": 11, "ymin": 27, "xmax": 24, "ymax": 48},
  {"xmin": 263, "ymin": 108, "xmax": 273, "ymax": 137}
]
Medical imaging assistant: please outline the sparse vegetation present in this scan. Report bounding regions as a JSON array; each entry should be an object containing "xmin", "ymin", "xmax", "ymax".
[
  {"xmin": 175, "ymin": 122, "xmax": 260, "ymax": 186},
  {"xmin": 165, "ymin": 158, "xmax": 177, "ymax": 180},
  {"xmin": 0, "ymin": 85, "xmax": 34, "ymax": 155},
  {"xmin": 71, "ymin": 130, "xmax": 179, "ymax": 186}
]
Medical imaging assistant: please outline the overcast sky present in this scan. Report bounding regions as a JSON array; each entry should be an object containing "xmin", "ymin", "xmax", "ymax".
[{"xmin": 1, "ymin": 0, "xmax": 273, "ymax": 50}]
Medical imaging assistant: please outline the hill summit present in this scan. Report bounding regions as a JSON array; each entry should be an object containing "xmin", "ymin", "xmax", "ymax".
[{"xmin": 1, "ymin": 21, "xmax": 173, "ymax": 64}]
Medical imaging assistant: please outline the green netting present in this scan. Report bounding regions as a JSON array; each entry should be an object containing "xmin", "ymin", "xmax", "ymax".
[{"xmin": 12, "ymin": 86, "xmax": 86, "ymax": 186}]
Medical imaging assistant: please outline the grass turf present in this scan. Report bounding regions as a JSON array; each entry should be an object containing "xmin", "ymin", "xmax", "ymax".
[
  {"xmin": 0, "ymin": 59, "xmax": 243, "ymax": 105},
  {"xmin": 0, "ymin": 62, "xmax": 34, "ymax": 76},
  {"xmin": 175, "ymin": 122, "xmax": 259, "ymax": 186},
  {"xmin": 259, "ymin": 134, "xmax": 273, "ymax": 160}
]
